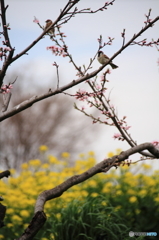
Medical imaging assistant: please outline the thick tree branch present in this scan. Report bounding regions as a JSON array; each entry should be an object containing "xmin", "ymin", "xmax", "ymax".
[
  {"xmin": 34, "ymin": 142, "xmax": 159, "ymax": 213},
  {"xmin": 16, "ymin": 211, "xmax": 47, "ymax": 240},
  {"xmin": 16, "ymin": 142, "xmax": 158, "ymax": 239}
]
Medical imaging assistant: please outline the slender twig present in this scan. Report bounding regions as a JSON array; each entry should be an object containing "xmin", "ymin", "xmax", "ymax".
[
  {"xmin": 1, "ymin": 92, "xmax": 11, "ymax": 112},
  {"xmin": 121, "ymin": 29, "xmax": 126, "ymax": 47},
  {"xmin": 53, "ymin": 62, "xmax": 60, "ymax": 89}
]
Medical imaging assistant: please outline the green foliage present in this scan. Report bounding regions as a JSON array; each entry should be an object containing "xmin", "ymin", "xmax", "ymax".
[{"xmin": 39, "ymin": 197, "xmax": 129, "ymax": 240}]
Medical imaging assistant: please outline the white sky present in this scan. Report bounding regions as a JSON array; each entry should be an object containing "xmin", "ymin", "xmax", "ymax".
[{"xmin": 2, "ymin": 0, "xmax": 159, "ymax": 167}]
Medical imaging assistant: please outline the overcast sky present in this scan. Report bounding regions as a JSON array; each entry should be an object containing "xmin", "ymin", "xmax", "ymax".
[{"xmin": 2, "ymin": 0, "xmax": 159, "ymax": 168}]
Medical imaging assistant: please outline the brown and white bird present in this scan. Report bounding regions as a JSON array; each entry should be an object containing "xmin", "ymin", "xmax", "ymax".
[
  {"xmin": 97, "ymin": 51, "xmax": 118, "ymax": 69},
  {"xmin": 44, "ymin": 19, "xmax": 54, "ymax": 35}
]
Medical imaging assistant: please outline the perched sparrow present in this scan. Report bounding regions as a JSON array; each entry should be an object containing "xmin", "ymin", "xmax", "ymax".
[
  {"xmin": 44, "ymin": 19, "xmax": 54, "ymax": 35},
  {"xmin": 97, "ymin": 51, "xmax": 118, "ymax": 69}
]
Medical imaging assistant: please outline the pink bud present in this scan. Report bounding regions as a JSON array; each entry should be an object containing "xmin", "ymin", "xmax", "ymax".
[{"xmin": 33, "ymin": 17, "xmax": 39, "ymax": 24}]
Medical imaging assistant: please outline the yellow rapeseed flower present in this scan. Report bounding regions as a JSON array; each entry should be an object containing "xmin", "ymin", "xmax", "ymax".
[
  {"xmin": 9, "ymin": 177, "xmax": 19, "ymax": 185},
  {"xmin": 6, "ymin": 223, "xmax": 13, "ymax": 228},
  {"xmin": 116, "ymin": 190, "xmax": 122, "ymax": 196},
  {"xmin": 41, "ymin": 163, "xmax": 49, "ymax": 169},
  {"xmin": 124, "ymin": 172, "xmax": 133, "ymax": 178},
  {"xmin": 12, "ymin": 215, "xmax": 23, "ymax": 223},
  {"xmin": 129, "ymin": 196, "xmax": 137, "ymax": 203},
  {"xmin": 87, "ymin": 179, "xmax": 97, "ymax": 187},
  {"xmin": 20, "ymin": 210, "xmax": 30, "ymax": 218},
  {"xmin": 39, "ymin": 145, "xmax": 48, "ymax": 152},
  {"xmin": 23, "ymin": 223, "xmax": 29, "ymax": 229},
  {"xmin": 50, "ymin": 233, "xmax": 55, "ymax": 239},
  {"xmin": 21, "ymin": 163, "xmax": 29, "ymax": 170},
  {"xmin": 127, "ymin": 189, "xmax": 136, "ymax": 196},
  {"xmin": 142, "ymin": 163, "xmax": 152, "ymax": 170},
  {"xmin": 48, "ymin": 155, "xmax": 59, "ymax": 164},
  {"xmin": 29, "ymin": 159, "xmax": 41, "ymax": 167},
  {"xmin": 101, "ymin": 201, "xmax": 107, "ymax": 206},
  {"xmin": 121, "ymin": 164, "xmax": 129, "ymax": 169},
  {"xmin": 102, "ymin": 187, "xmax": 111, "ymax": 194},
  {"xmin": 91, "ymin": 192, "xmax": 98, "ymax": 197},
  {"xmin": 102, "ymin": 182, "xmax": 113, "ymax": 193},
  {"xmin": 87, "ymin": 157, "xmax": 96, "ymax": 167},
  {"xmin": 107, "ymin": 151, "xmax": 114, "ymax": 158},
  {"xmin": 61, "ymin": 152, "xmax": 70, "ymax": 158},
  {"xmin": 154, "ymin": 196, "xmax": 159, "ymax": 203},
  {"xmin": 7, "ymin": 208, "xmax": 14, "ymax": 214},
  {"xmin": 81, "ymin": 190, "xmax": 88, "ymax": 197},
  {"xmin": 88, "ymin": 151, "xmax": 95, "ymax": 156},
  {"xmin": 56, "ymin": 213, "xmax": 61, "ymax": 219},
  {"xmin": 46, "ymin": 213, "xmax": 50, "ymax": 218},
  {"xmin": 105, "ymin": 182, "xmax": 113, "ymax": 188},
  {"xmin": 10, "ymin": 168, "xmax": 16, "ymax": 175},
  {"xmin": 148, "ymin": 178, "xmax": 156, "ymax": 187},
  {"xmin": 114, "ymin": 205, "xmax": 122, "ymax": 212},
  {"xmin": 115, "ymin": 148, "xmax": 122, "ymax": 155},
  {"xmin": 138, "ymin": 189, "xmax": 147, "ymax": 197}
]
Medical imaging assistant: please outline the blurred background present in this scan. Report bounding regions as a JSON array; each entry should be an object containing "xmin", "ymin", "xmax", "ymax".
[{"xmin": 0, "ymin": 0, "xmax": 159, "ymax": 170}]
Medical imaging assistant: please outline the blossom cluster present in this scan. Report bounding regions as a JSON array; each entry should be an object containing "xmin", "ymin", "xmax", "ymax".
[
  {"xmin": 144, "ymin": 9, "xmax": 152, "ymax": 26},
  {"xmin": 97, "ymin": 35, "xmax": 114, "ymax": 49},
  {"xmin": 33, "ymin": 17, "xmax": 40, "ymax": 24},
  {"xmin": 113, "ymin": 133, "xmax": 123, "ymax": 140},
  {"xmin": 0, "ymin": 46, "xmax": 11, "ymax": 60},
  {"xmin": 152, "ymin": 140, "xmax": 159, "ymax": 149},
  {"xmin": 75, "ymin": 88, "xmax": 105, "ymax": 101},
  {"xmin": 46, "ymin": 45, "xmax": 67, "ymax": 57},
  {"xmin": 132, "ymin": 38, "xmax": 159, "ymax": 47},
  {"xmin": 75, "ymin": 78, "xmax": 131, "ymax": 141},
  {"xmin": 0, "ymin": 83, "xmax": 13, "ymax": 94}
]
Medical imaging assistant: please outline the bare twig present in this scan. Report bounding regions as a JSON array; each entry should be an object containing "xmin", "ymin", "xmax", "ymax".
[
  {"xmin": 121, "ymin": 29, "xmax": 126, "ymax": 47},
  {"xmin": 53, "ymin": 62, "xmax": 60, "ymax": 89}
]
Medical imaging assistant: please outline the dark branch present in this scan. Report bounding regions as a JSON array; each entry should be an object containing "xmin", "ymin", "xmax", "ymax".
[
  {"xmin": 0, "ymin": 0, "xmax": 14, "ymax": 87},
  {"xmin": 0, "ymin": 170, "xmax": 10, "ymax": 179}
]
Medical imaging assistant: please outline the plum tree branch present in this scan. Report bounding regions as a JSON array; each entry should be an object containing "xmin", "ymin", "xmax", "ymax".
[
  {"xmin": 0, "ymin": 0, "xmax": 80, "ymax": 88},
  {"xmin": 0, "ymin": 15, "xmax": 159, "ymax": 122},
  {"xmin": 0, "ymin": 0, "xmax": 14, "ymax": 85}
]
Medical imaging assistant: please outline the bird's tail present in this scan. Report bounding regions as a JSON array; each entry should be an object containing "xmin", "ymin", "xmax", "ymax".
[{"xmin": 110, "ymin": 62, "xmax": 118, "ymax": 69}]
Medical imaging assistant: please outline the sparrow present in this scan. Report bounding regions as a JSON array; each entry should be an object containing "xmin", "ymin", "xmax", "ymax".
[
  {"xmin": 44, "ymin": 19, "xmax": 54, "ymax": 35},
  {"xmin": 97, "ymin": 51, "xmax": 118, "ymax": 69}
]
